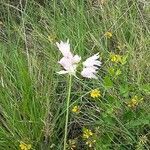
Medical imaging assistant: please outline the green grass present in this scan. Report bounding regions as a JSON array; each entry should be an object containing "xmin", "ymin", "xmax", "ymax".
[{"xmin": 0, "ymin": 0, "xmax": 150, "ymax": 149}]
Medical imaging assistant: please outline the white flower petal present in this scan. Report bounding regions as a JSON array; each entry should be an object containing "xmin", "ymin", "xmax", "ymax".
[
  {"xmin": 83, "ymin": 53, "xmax": 101, "ymax": 67},
  {"xmin": 56, "ymin": 40, "xmax": 73, "ymax": 58},
  {"xmin": 81, "ymin": 67, "xmax": 98, "ymax": 79},
  {"xmin": 58, "ymin": 57, "xmax": 77, "ymax": 75},
  {"xmin": 94, "ymin": 60, "xmax": 102, "ymax": 66},
  {"xmin": 81, "ymin": 53, "xmax": 101, "ymax": 79},
  {"xmin": 58, "ymin": 57, "xmax": 72, "ymax": 69},
  {"xmin": 73, "ymin": 55, "xmax": 81, "ymax": 63},
  {"xmin": 86, "ymin": 53, "xmax": 99, "ymax": 62},
  {"xmin": 56, "ymin": 39, "xmax": 81, "ymax": 76}
]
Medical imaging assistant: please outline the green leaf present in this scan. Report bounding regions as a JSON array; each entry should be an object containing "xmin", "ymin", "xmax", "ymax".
[
  {"xmin": 126, "ymin": 118, "xmax": 149, "ymax": 128},
  {"xmin": 119, "ymin": 84, "xmax": 129, "ymax": 97},
  {"xmin": 103, "ymin": 76, "xmax": 113, "ymax": 89}
]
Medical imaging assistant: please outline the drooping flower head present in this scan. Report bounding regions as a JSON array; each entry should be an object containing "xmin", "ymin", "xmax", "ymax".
[
  {"xmin": 56, "ymin": 40, "xmax": 81, "ymax": 76},
  {"xmin": 81, "ymin": 53, "xmax": 101, "ymax": 79}
]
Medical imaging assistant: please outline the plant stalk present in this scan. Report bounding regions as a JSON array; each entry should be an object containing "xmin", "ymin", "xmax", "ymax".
[{"xmin": 63, "ymin": 75, "xmax": 72, "ymax": 150}]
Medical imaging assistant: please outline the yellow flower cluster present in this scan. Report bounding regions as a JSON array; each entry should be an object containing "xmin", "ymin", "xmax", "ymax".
[
  {"xmin": 110, "ymin": 53, "xmax": 122, "ymax": 63},
  {"xmin": 83, "ymin": 128, "xmax": 96, "ymax": 148},
  {"xmin": 127, "ymin": 99, "xmax": 138, "ymax": 108},
  {"xmin": 19, "ymin": 142, "xmax": 31, "ymax": 150},
  {"xmin": 127, "ymin": 96, "xmax": 143, "ymax": 108},
  {"xmin": 104, "ymin": 32, "xmax": 112, "ymax": 38},
  {"xmin": 83, "ymin": 128, "xmax": 93, "ymax": 139},
  {"xmin": 110, "ymin": 53, "xmax": 128, "ymax": 65},
  {"xmin": 71, "ymin": 105, "xmax": 80, "ymax": 113},
  {"xmin": 90, "ymin": 89, "xmax": 101, "ymax": 98}
]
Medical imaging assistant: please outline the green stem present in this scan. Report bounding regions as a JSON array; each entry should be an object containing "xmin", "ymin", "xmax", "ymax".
[{"xmin": 63, "ymin": 75, "xmax": 72, "ymax": 150}]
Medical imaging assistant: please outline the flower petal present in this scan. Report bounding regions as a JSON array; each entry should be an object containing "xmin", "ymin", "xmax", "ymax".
[
  {"xmin": 81, "ymin": 67, "xmax": 98, "ymax": 79},
  {"xmin": 56, "ymin": 40, "xmax": 73, "ymax": 58},
  {"xmin": 73, "ymin": 55, "xmax": 81, "ymax": 63},
  {"xmin": 83, "ymin": 53, "xmax": 101, "ymax": 67}
]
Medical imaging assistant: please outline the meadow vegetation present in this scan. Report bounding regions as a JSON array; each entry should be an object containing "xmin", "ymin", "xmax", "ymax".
[{"xmin": 0, "ymin": 0, "xmax": 150, "ymax": 149}]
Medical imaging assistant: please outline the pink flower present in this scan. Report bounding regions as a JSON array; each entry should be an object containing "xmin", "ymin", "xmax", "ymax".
[
  {"xmin": 81, "ymin": 53, "xmax": 101, "ymax": 79},
  {"xmin": 56, "ymin": 40, "xmax": 81, "ymax": 75}
]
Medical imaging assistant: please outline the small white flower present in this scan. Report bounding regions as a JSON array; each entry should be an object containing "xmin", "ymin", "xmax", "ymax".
[
  {"xmin": 56, "ymin": 40, "xmax": 81, "ymax": 75},
  {"xmin": 81, "ymin": 53, "xmax": 101, "ymax": 79}
]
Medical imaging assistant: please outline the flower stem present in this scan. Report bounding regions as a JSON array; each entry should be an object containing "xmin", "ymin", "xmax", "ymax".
[{"xmin": 63, "ymin": 75, "xmax": 72, "ymax": 150}]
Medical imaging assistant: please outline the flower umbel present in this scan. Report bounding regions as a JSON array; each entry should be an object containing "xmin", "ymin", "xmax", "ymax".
[
  {"xmin": 83, "ymin": 128, "xmax": 93, "ymax": 139},
  {"xmin": 90, "ymin": 89, "xmax": 101, "ymax": 98},
  {"xmin": 81, "ymin": 53, "xmax": 101, "ymax": 79},
  {"xmin": 56, "ymin": 40, "xmax": 81, "ymax": 76},
  {"xmin": 19, "ymin": 142, "xmax": 31, "ymax": 150},
  {"xmin": 71, "ymin": 105, "xmax": 80, "ymax": 113}
]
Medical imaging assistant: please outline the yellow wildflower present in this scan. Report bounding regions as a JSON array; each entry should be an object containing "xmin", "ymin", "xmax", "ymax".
[
  {"xmin": 83, "ymin": 128, "xmax": 93, "ymax": 139},
  {"xmin": 127, "ymin": 96, "xmax": 139, "ymax": 108},
  {"xmin": 90, "ymin": 89, "xmax": 101, "ymax": 98},
  {"xmin": 104, "ymin": 31, "xmax": 112, "ymax": 38},
  {"xmin": 86, "ymin": 139, "xmax": 96, "ymax": 148},
  {"xmin": 110, "ymin": 53, "xmax": 122, "ymax": 63},
  {"xmin": 19, "ymin": 142, "xmax": 31, "ymax": 150},
  {"xmin": 71, "ymin": 105, "xmax": 80, "ymax": 113}
]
